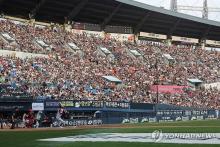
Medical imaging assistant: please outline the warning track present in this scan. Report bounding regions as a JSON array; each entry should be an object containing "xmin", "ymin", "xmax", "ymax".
[{"xmin": 1, "ymin": 123, "xmax": 220, "ymax": 132}]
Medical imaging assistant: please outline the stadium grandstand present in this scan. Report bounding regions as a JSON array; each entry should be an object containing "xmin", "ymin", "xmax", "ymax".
[{"xmin": 0, "ymin": 0, "xmax": 219, "ymax": 130}]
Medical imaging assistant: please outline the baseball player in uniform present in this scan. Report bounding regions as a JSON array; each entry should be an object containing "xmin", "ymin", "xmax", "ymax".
[{"xmin": 56, "ymin": 105, "xmax": 66, "ymax": 127}]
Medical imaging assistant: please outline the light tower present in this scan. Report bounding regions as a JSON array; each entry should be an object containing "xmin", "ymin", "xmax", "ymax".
[
  {"xmin": 170, "ymin": 0, "xmax": 177, "ymax": 12},
  {"xmin": 170, "ymin": 0, "xmax": 220, "ymax": 20},
  {"xmin": 202, "ymin": 0, "xmax": 208, "ymax": 19}
]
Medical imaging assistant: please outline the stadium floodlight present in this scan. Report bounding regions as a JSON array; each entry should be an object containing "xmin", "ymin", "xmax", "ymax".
[{"xmin": 171, "ymin": 0, "xmax": 220, "ymax": 19}]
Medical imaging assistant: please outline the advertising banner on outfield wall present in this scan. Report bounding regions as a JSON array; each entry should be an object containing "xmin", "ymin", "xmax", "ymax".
[
  {"xmin": 44, "ymin": 100, "xmax": 130, "ymax": 110},
  {"xmin": 72, "ymin": 29, "xmax": 104, "ymax": 38},
  {"xmin": 32, "ymin": 103, "xmax": 44, "ymax": 111},
  {"xmin": 206, "ymin": 40, "xmax": 220, "ymax": 46},
  {"xmin": 0, "ymin": 102, "xmax": 32, "ymax": 111},
  {"xmin": 53, "ymin": 119, "xmax": 102, "ymax": 127},
  {"xmin": 130, "ymin": 103, "xmax": 155, "ymax": 110},
  {"xmin": 139, "ymin": 32, "xmax": 167, "ymax": 40},
  {"xmin": 119, "ymin": 109, "xmax": 218, "ymax": 124},
  {"xmin": 172, "ymin": 36, "xmax": 199, "ymax": 44},
  {"xmin": 155, "ymin": 109, "xmax": 217, "ymax": 122},
  {"xmin": 104, "ymin": 33, "xmax": 134, "ymax": 42}
]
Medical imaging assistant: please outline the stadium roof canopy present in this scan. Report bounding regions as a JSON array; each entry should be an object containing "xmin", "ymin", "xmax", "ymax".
[{"xmin": 1, "ymin": 0, "xmax": 220, "ymax": 40}]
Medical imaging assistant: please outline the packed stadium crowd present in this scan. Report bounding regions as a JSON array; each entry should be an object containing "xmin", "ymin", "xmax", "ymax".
[{"xmin": 0, "ymin": 19, "xmax": 219, "ymax": 109}]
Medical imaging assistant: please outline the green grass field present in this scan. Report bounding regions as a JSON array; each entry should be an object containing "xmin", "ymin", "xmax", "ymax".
[{"xmin": 1, "ymin": 120, "xmax": 220, "ymax": 147}]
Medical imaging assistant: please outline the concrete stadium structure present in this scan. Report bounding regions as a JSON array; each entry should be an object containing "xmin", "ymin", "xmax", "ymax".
[{"xmin": 0, "ymin": 0, "xmax": 220, "ymax": 41}]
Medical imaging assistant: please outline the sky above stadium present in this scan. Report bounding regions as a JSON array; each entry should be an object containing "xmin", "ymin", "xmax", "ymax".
[{"xmin": 133, "ymin": 0, "xmax": 220, "ymax": 22}]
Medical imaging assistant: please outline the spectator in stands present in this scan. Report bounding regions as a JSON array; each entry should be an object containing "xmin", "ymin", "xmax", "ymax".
[{"xmin": 0, "ymin": 18, "xmax": 219, "ymax": 109}]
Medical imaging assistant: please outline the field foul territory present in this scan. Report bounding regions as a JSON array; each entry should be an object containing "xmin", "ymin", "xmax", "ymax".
[{"xmin": 39, "ymin": 131, "xmax": 220, "ymax": 144}]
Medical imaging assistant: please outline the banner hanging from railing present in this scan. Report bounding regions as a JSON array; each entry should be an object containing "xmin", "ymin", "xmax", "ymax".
[{"xmin": 150, "ymin": 85, "xmax": 188, "ymax": 94}]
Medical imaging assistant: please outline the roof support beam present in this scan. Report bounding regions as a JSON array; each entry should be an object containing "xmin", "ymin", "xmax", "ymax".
[
  {"xmin": 101, "ymin": 3, "xmax": 122, "ymax": 29},
  {"xmin": 67, "ymin": 0, "xmax": 88, "ymax": 20},
  {"xmin": 30, "ymin": 0, "xmax": 46, "ymax": 18},
  {"xmin": 169, "ymin": 18, "xmax": 181, "ymax": 36},
  {"xmin": 134, "ymin": 12, "xmax": 150, "ymax": 34}
]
